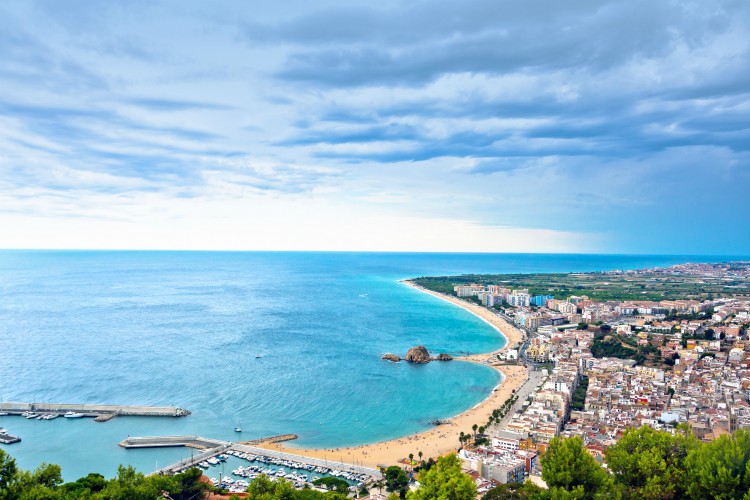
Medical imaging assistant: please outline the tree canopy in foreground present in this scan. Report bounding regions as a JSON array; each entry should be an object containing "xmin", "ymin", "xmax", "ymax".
[
  {"xmin": 4, "ymin": 428, "xmax": 750, "ymax": 499},
  {"xmin": 406, "ymin": 454, "xmax": 476, "ymax": 500}
]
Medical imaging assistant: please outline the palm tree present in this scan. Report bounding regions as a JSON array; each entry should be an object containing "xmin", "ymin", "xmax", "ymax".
[
  {"xmin": 459, "ymin": 431, "xmax": 465, "ymax": 447},
  {"xmin": 408, "ymin": 453, "xmax": 414, "ymax": 467},
  {"xmin": 472, "ymin": 423, "xmax": 478, "ymax": 438},
  {"xmin": 418, "ymin": 451, "xmax": 423, "ymax": 464},
  {"xmin": 374, "ymin": 479, "xmax": 385, "ymax": 495}
]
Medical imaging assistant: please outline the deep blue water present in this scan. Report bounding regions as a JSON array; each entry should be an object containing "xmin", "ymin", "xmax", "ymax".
[{"xmin": 0, "ymin": 251, "xmax": 743, "ymax": 479}]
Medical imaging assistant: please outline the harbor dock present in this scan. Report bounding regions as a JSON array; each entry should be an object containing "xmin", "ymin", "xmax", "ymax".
[
  {"xmin": 0, "ymin": 402, "xmax": 190, "ymax": 421},
  {"xmin": 119, "ymin": 435, "xmax": 227, "ymax": 449},
  {"xmin": 119, "ymin": 434, "xmax": 299, "ymax": 450},
  {"xmin": 0, "ymin": 431, "xmax": 21, "ymax": 445},
  {"xmin": 128, "ymin": 435, "xmax": 382, "ymax": 482}
]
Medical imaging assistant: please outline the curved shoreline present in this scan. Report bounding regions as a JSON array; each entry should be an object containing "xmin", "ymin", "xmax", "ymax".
[
  {"xmin": 258, "ymin": 280, "xmax": 529, "ymax": 468},
  {"xmin": 401, "ymin": 280, "xmax": 526, "ymax": 357}
]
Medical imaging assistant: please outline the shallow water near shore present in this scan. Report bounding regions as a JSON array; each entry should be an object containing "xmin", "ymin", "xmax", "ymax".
[{"xmin": 0, "ymin": 251, "xmax": 737, "ymax": 479}]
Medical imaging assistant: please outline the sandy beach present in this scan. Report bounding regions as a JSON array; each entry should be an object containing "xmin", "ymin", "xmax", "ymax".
[
  {"xmin": 258, "ymin": 281, "xmax": 529, "ymax": 469},
  {"xmin": 402, "ymin": 280, "xmax": 526, "ymax": 355}
]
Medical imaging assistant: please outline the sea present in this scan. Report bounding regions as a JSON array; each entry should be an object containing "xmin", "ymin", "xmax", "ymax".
[{"xmin": 0, "ymin": 251, "xmax": 743, "ymax": 480}]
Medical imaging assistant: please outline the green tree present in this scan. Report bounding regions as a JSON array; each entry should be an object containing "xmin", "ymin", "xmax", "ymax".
[
  {"xmin": 406, "ymin": 454, "xmax": 476, "ymax": 500},
  {"xmin": 0, "ymin": 449, "xmax": 18, "ymax": 496},
  {"xmin": 62, "ymin": 472, "xmax": 108, "ymax": 497},
  {"xmin": 483, "ymin": 481, "xmax": 542, "ymax": 499},
  {"xmin": 605, "ymin": 425, "xmax": 698, "ymax": 499},
  {"xmin": 246, "ymin": 473, "xmax": 277, "ymax": 497},
  {"xmin": 384, "ymin": 466, "xmax": 409, "ymax": 498},
  {"xmin": 312, "ymin": 476, "xmax": 349, "ymax": 494},
  {"xmin": 171, "ymin": 467, "xmax": 206, "ymax": 499},
  {"xmin": 541, "ymin": 436, "xmax": 614, "ymax": 499},
  {"xmin": 373, "ymin": 478, "xmax": 386, "ymax": 495},
  {"xmin": 9, "ymin": 463, "xmax": 65, "ymax": 500},
  {"xmin": 684, "ymin": 429, "xmax": 750, "ymax": 499}
]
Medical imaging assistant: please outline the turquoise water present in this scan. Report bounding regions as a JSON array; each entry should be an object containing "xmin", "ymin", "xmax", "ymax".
[{"xmin": 0, "ymin": 251, "xmax": 742, "ymax": 479}]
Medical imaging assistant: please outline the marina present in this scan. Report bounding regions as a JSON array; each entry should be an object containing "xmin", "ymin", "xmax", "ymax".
[{"xmin": 128, "ymin": 435, "xmax": 382, "ymax": 495}]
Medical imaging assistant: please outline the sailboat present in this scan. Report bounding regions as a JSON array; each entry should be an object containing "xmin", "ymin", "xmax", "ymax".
[{"xmin": 234, "ymin": 421, "xmax": 242, "ymax": 433}]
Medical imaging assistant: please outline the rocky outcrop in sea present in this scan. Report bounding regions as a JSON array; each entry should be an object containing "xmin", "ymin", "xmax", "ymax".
[
  {"xmin": 381, "ymin": 346, "xmax": 453, "ymax": 363},
  {"xmin": 433, "ymin": 353, "xmax": 453, "ymax": 361},
  {"xmin": 405, "ymin": 345, "xmax": 431, "ymax": 363}
]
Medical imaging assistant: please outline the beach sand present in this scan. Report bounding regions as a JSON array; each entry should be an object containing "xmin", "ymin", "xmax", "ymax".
[{"xmin": 258, "ymin": 281, "xmax": 529, "ymax": 469}]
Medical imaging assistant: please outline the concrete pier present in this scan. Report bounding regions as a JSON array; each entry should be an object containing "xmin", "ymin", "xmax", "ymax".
[
  {"xmin": 0, "ymin": 402, "xmax": 190, "ymax": 420},
  {"xmin": 0, "ymin": 431, "xmax": 21, "ymax": 444},
  {"xmin": 119, "ymin": 435, "xmax": 228, "ymax": 449},
  {"xmin": 237, "ymin": 434, "xmax": 299, "ymax": 446}
]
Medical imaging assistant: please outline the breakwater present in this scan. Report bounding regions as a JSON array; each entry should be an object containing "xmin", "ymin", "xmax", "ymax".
[{"xmin": 0, "ymin": 402, "xmax": 190, "ymax": 421}]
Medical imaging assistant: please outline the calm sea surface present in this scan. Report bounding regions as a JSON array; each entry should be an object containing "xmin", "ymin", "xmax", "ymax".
[{"xmin": 0, "ymin": 251, "xmax": 741, "ymax": 479}]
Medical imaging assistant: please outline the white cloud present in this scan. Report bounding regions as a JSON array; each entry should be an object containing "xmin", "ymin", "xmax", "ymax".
[{"xmin": 0, "ymin": 0, "xmax": 747, "ymax": 254}]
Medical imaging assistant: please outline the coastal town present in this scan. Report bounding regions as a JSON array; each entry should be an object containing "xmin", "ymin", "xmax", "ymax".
[
  {"xmin": 411, "ymin": 262, "xmax": 750, "ymax": 493},
  {"xmin": 2, "ymin": 261, "xmax": 749, "ymax": 498}
]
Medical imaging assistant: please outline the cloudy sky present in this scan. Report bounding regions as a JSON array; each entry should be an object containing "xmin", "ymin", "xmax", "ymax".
[{"xmin": 1, "ymin": 0, "xmax": 748, "ymax": 254}]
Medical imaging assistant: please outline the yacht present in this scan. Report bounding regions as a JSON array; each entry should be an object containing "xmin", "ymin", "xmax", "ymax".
[
  {"xmin": 0, "ymin": 428, "xmax": 7, "ymax": 434},
  {"xmin": 63, "ymin": 411, "xmax": 84, "ymax": 418}
]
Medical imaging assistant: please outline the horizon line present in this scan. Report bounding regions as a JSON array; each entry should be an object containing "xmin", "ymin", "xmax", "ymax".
[{"xmin": 0, "ymin": 248, "xmax": 747, "ymax": 258}]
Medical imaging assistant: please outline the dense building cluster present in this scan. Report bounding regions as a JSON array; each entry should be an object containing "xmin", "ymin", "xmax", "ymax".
[{"xmin": 455, "ymin": 263, "xmax": 750, "ymax": 484}]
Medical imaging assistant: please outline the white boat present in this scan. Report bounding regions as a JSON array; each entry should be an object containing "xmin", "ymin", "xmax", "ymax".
[
  {"xmin": 64, "ymin": 411, "xmax": 84, "ymax": 418},
  {"xmin": 0, "ymin": 412, "xmax": 9, "ymax": 416},
  {"xmin": 0, "ymin": 428, "xmax": 7, "ymax": 434}
]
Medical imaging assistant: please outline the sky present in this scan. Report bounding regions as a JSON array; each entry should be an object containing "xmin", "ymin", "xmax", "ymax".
[{"xmin": 0, "ymin": 0, "xmax": 748, "ymax": 255}]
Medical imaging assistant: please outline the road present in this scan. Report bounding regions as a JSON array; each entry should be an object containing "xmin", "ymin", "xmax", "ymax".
[{"xmin": 489, "ymin": 366, "xmax": 547, "ymax": 433}]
